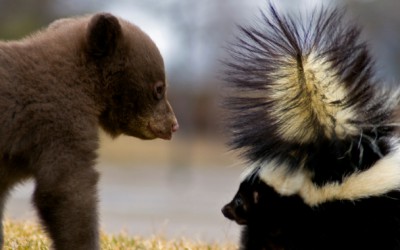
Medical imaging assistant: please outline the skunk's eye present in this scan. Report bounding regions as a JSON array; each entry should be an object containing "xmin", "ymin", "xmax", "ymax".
[
  {"xmin": 235, "ymin": 196, "xmax": 244, "ymax": 207},
  {"xmin": 153, "ymin": 82, "xmax": 165, "ymax": 100}
]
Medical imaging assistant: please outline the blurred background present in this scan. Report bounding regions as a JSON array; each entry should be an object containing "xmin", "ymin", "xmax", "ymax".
[{"xmin": 2, "ymin": 0, "xmax": 400, "ymax": 245}]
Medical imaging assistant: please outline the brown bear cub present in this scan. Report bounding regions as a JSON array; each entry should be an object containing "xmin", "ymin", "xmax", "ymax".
[{"xmin": 0, "ymin": 13, "xmax": 178, "ymax": 250}]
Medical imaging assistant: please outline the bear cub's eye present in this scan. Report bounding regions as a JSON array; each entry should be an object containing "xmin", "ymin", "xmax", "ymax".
[{"xmin": 154, "ymin": 82, "xmax": 165, "ymax": 100}]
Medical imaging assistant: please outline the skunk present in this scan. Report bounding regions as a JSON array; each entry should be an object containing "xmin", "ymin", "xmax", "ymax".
[
  {"xmin": 222, "ymin": 2, "xmax": 400, "ymax": 250},
  {"xmin": 223, "ymin": 169, "xmax": 400, "ymax": 250}
]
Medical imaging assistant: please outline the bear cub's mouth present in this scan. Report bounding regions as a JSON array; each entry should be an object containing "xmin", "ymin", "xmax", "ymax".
[{"xmin": 147, "ymin": 122, "xmax": 177, "ymax": 140}]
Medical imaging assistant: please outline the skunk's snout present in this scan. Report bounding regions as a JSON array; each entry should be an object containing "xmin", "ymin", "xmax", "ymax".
[
  {"xmin": 222, "ymin": 203, "xmax": 235, "ymax": 221},
  {"xmin": 222, "ymin": 202, "xmax": 248, "ymax": 225}
]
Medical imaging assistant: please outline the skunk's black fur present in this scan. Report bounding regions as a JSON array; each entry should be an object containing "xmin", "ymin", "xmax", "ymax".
[
  {"xmin": 223, "ymin": 172, "xmax": 400, "ymax": 250},
  {"xmin": 222, "ymin": 2, "xmax": 400, "ymax": 250}
]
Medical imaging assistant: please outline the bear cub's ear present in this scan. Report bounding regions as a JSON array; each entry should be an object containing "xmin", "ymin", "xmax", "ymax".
[{"xmin": 86, "ymin": 13, "xmax": 122, "ymax": 57}]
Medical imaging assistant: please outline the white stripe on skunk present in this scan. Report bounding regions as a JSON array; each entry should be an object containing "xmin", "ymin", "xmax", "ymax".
[
  {"xmin": 271, "ymin": 51, "xmax": 358, "ymax": 143},
  {"xmin": 245, "ymin": 142, "xmax": 400, "ymax": 206}
]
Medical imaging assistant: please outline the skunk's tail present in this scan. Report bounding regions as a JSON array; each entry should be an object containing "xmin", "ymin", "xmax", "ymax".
[
  {"xmin": 223, "ymin": 3, "xmax": 400, "ymax": 205},
  {"xmin": 224, "ymin": 3, "xmax": 397, "ymax": 162}
]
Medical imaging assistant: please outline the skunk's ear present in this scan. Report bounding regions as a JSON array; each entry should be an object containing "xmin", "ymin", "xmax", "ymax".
[
  {"xmin": 253, "ymin": 191, "xmax": 259, "ymax": 204},
  {"xmin": 86, "ymin": 13, "xmax": 122, "ymax": 57}
]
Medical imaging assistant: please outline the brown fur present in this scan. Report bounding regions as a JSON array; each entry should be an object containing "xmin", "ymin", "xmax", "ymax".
[{"xmin": 0, "ymin": 13, "xmax": 178, "ymax": 250}]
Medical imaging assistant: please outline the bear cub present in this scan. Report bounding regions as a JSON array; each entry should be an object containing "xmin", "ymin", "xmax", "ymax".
[{"xmin": 0, "ymin": 13, "xmax": 178, "ymax": 250}]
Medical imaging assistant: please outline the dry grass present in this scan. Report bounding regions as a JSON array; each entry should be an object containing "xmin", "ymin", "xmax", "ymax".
[
  {"xmin": 3, "ymin": 220, "xmax": 49, "ymax": 250},
  {"xmin": 3, "ymin": 220, "xmax": 237, "ymax": 250}
]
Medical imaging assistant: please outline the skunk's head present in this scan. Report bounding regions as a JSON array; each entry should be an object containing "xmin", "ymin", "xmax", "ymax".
[
  {"xmin": 222, "ymin": 171, "xmax": 292, "ymax": 226},
  {"xmin": 222, "ymin": 176, "xmax": 258, "ymax": 225},
  {"xmin": 223, "ymin": 2, "xmax": 400, "ymax": 206}
]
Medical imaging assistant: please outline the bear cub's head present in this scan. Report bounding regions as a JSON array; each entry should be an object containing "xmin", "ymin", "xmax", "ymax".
[{"xmin": 81, "ymin": 13, "xmax": 178, "ymax": 140}]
